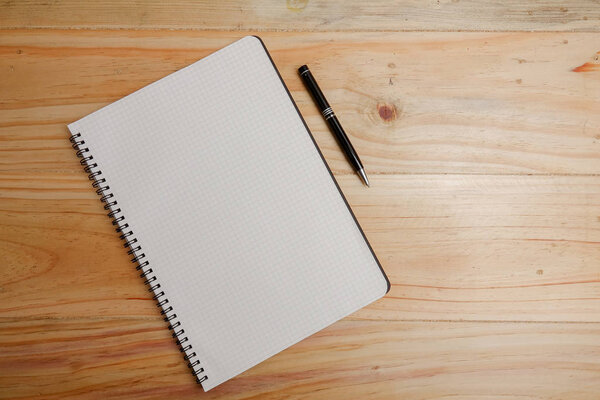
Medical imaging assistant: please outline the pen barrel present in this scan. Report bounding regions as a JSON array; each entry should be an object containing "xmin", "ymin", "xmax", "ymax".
[
  {"xmin": 298, "ymin": 65, "xmax": 365, "ymax": 173},
  {"xmin": 298, "ymin": 65, "xmax": 331, "ymax": 112},
  {"xmin": 326, "ymin": 115, "xmax": 364, "ymax": 172}
]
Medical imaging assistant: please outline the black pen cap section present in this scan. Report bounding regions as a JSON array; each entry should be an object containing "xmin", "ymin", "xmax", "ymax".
[{"xmin": 298, "ymin": 65, "xmax": 331, "ymax": 112}]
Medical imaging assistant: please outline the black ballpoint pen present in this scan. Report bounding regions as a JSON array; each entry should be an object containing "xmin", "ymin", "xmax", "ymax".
[{"xmin": 298, "ymin": 65, "xmax": 370, "ymax": 187}]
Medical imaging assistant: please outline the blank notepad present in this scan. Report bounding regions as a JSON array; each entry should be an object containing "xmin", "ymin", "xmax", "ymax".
[{"xmin": 68, "ymin": 36, "xmax": 389, "ymax": 390}]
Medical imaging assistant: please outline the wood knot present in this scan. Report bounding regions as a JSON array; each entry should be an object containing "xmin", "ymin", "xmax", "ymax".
[
  {"xmin": 286, "ymin": 0, "xmax": 308, "ymax": 12},
  {"xmin": 377, "ymin": 103, "xmax": 397, "ymax": 122},
  {"xmin": 572, "ymin": 51, "xmax": 600, "ymax": 72}
]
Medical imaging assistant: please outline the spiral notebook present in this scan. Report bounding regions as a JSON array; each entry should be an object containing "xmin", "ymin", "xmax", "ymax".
[{"xmin": 68, "ymin": 36, "xmax": 389, "ymax": 391}]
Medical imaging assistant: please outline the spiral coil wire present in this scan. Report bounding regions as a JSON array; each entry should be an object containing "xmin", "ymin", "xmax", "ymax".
[{"xmin": 70, "ymin": 132, "xmax": 207, "ymax": 384}]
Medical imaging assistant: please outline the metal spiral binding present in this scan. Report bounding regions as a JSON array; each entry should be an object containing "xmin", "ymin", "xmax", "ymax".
[{"xmin": 69, "ymin": 132, "xmax": 208, "ymax": 384}]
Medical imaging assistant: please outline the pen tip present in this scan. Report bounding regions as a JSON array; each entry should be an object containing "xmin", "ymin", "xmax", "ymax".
[{"xmin": 358, "ymin": 168, "xmax": 370, "ymax": 187}]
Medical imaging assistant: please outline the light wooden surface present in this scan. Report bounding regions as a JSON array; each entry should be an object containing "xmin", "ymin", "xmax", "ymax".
[
  {"xmin": 1, "ymin": 2, "xmax": 599, "ymax": 399},
  {"xmin": 3, "ymin": 0, "xmax": 600, "ymax": 31}
]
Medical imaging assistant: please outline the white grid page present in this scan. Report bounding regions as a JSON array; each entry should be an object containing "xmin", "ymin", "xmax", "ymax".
[{"xmin": 68, "ymin": 36, "xmax": 388, "ymax": 391}]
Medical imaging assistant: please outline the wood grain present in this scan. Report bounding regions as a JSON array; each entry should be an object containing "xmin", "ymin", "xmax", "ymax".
[
  {"xmin": 1, "ymin": 30, "xmax": 599, "ymax": 175},
  {"xmin": 2, "ymin": 0, "xmax": 600, "ymax": 32},
  {"xmin": 2, "ymin": 171, "xmax": 599, "ymax": 322},
  {"xmin": 2, "ymin": 2, "xmax": 600, "ymax": 397},
  {"xmin": 1, "ymin": 318, "xmax": 599, "ymax": 399}
]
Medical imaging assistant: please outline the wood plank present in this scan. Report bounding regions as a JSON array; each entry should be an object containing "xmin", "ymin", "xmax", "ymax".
[
  {"xmin": 354, "ymin": 174, "xmax": 600, "ymax": 322},
  {"xmin": 0, "ymin": 318, "xmax": 598, "ymax": 399},
  {"xmin": 1, "ymin": 0, "xmax": 600, "ymax": 32},
  {"xmin": 1, "ymin": 30, "xmax": 599, "ymax": 175},
  {"xmin": 1, "ymin": 172, "xmax": 599, "ymax": 322}
]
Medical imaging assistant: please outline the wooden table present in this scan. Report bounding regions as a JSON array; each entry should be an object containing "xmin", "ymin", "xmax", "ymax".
[{"xmin": 1, "ymin": 1, "xmax": 600, "ymax": 399}]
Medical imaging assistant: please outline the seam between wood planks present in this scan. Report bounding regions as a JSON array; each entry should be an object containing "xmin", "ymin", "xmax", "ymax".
[
  {"xmin": 1, "ymin": 26, "xmax": 599, "ymax": 33},
  {"xmin": 1, "ymin": 316, "xmax": 598, "ymax": 324},
  {"xmin": 333, "ymin": 172, "xmax": 600, "ymax": 177}
]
